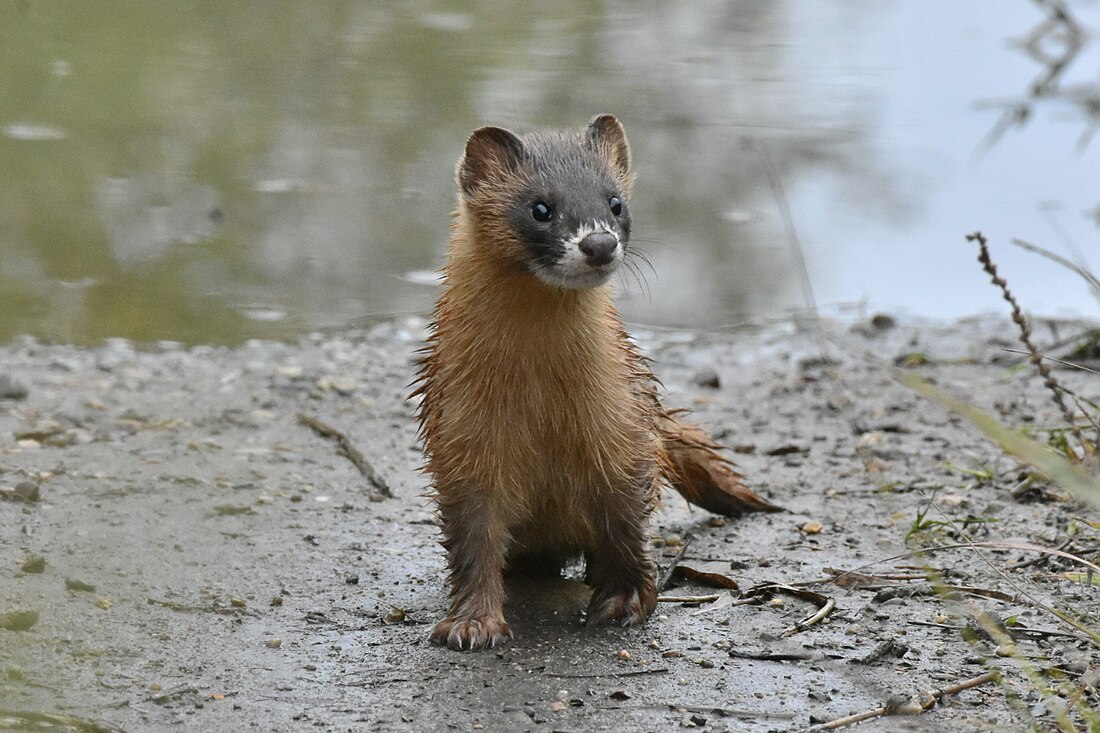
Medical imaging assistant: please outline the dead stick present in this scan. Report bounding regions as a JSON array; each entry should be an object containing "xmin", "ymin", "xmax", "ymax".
[
  {"xmin": 298, "ymin": 413, "xmax": 392, "ymax": 497},
  {"xmin": 781, "ymin": 597, "xmax": 836, "ymax": 637},
  {"xmin": 599, "ymin": 703, "xmax": 796, "ymax": 720},
  {"xmin": 656, "ymin": 539, "xmax": 690, "ymax": 593},
  {"xmin": 542, "ymin": 667, "xmax": 670, "ymax": 679},
  {"xmin": 908, "ymin": 620, "xmax": 965, "ymax": 631},
  {"xmin": 1008, "ymin": 537, "xmax": 1074, "ymax": 570},
  {"xmin": 657, "ymin": 594, "xmax": 722, "ymax": 604},
  {"xmin": 804, "ymin": 670, "xmax": 999, "ymax": 732},
  {"xmin": 920, "ymin": 670, "xmax": 1000, "ymax": 710}
]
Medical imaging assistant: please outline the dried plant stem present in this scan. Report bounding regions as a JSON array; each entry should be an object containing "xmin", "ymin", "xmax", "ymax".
[
  {"xmin": 298, "ymin": 413, "xmax": 393, "ymax": 497},
  {"xmin": 781, "ymin": 597, "xmax": 836, "ymax": 638},
  {"xmin": 656, "ymin": 594, "xmax": 721, "ymax": 604},
  {"xmin": 803, "ymin": 671, "xmax": 999, "ymax": 732},
  {"xmin": 1001, "ymin": 348, "xmax": 1100, "ymax": 378},
  {"xmin": 1010, "ymin": 237, "xmax": 1100, "ymax": 302},
  {"xmin": 967, "ymin": 231, "xmax": 1079, "ymax": 436},
  {"xmin": 655, "ymin": 539, "xmax": 689, "ymax": 593}
]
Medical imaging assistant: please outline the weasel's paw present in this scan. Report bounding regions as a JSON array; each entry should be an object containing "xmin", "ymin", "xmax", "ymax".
[
  {"xmin": 587, "ymin": 582, "xmax": 656, "ymax": 627},
  {"xmin": 430, "ymin": 614, "xmax": 512, "ymax": 651}
]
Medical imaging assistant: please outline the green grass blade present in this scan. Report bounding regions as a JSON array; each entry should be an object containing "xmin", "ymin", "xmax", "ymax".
[{"xmin": 897, "ymin": 370, "xmax": 1100, "ymax": 511}]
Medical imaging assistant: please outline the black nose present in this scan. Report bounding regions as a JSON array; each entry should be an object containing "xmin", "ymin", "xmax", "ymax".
[{"xmin": 578, "ymin": 232, "xmax": 619, "ymax": 266}]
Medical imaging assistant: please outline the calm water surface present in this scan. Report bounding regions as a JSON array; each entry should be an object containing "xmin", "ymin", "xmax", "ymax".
[{"xmin": 1, "ymin": 1, "xmax": 1097, "ymax": 344}]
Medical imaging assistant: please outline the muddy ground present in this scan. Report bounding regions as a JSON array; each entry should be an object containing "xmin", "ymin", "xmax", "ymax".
[{"xmin": 1, "ymin": 315, "xmax": 1098, "ymax": 733}]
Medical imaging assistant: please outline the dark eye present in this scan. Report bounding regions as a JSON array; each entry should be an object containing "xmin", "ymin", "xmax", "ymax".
[
  {"xmin": 531, "ymin": 201, "xmax": 553, "ymax": 222},
  {"xmin": 609, "ymin": 196, "xmax": 623, "ymax": 216}
]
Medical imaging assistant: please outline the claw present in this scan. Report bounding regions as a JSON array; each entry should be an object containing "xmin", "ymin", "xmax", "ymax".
[{"xmin": 431, "ymin": 613, "xmax": 511, "ymax": 652}]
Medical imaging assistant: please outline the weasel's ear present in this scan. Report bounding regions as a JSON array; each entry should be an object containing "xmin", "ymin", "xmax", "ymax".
[
  {"xmin": 586, "ymin": 114, "xmax": 630, "ymax": 180},
  {"xmin": 458, "ymin": 126, "xmax": 524, "ymax": 195}
]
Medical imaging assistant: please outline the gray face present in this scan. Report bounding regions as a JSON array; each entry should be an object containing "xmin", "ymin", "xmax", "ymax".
[{"xmin": 505, "ymin": 136, "xmax": 631, "ymax": 290}]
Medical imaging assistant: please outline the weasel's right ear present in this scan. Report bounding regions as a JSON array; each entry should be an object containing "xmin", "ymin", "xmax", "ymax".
[{"xmin": 458, "ymin": 126, "xmax": 524, "ymax": 195}]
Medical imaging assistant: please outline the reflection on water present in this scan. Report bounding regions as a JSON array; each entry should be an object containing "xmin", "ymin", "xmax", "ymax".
[
  {"xmin": 982, "ymin": 1, "xmax": 1094, "ymax": 151},
  {"xmin": 0, "ymin": 1, "xmax": 1097, "ymax": 345}
]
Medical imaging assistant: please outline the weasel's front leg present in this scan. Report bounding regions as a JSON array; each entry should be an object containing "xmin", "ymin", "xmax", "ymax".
[
  {"xmin": 430, "ymin": 490, "xmax": 512, "ymax": 650},
  {"xmin": 585, "ymin": 486, "xmax": 657, "ymax": 627}
]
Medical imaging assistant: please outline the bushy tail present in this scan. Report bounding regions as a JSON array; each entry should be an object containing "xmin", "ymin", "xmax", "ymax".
[{"xmin": 659, "ymin": 413, "xmax": 783, "ymax": 516}]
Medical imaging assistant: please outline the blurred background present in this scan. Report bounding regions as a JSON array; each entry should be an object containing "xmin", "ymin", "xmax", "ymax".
[{"xmin": 1, "ymin": 0, "xmax": 1097, "ymax": 345}]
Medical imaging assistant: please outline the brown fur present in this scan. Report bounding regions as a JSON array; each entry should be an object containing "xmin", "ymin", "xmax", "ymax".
[{"xmin": 414, "ymin": 115, "xmax": 780, "ymax": 651}]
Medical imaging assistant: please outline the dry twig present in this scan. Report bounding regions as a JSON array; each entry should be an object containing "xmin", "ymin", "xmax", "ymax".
[
  {"xmin": 782, "ymin": 597, "xmax": 836, "ymax": 637},
  {"xmin": 803, "ymin": 671, "xmax": 999, "ymax": 732},
  {"xmin": 541, "ymin": 667, "xmax": 669, "ymax": 679},
  {"xmin": 733, "ymin": 583, "xmax": 837, "ymax": 637},
  {"xmin": 1011, "ymin": 238, "xmax": 1100, "ymax": 301},
  {"xmin": 656, "ymin": 539, "xmax": 689, "ymax": 593},
  {"xmin": 600, "ymin": 702, "xmax": 796, "ymax": 721},
  {"xmin": 1007, "ymin": 537, "xmax": 1075, "ymax": 570},
  {"xmin": 1001, "ymin": 348, "xmax": 1100, "ymax": 377},
  {"xmin": 728, "ymin": 648, "xmax": 813, "ymax": 662},
  {"xmin": 657, "ymin": 594, "xmax": 722, "ymax": 604},
  {"xmin": 298, "ymin": 413, "xmax": 392, "ymax": 497}
]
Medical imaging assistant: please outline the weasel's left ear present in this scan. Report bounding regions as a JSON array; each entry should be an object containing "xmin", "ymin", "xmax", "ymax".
[{"xmin": 586, "ymin": 114, "xmax": 631, "ymax": 181}]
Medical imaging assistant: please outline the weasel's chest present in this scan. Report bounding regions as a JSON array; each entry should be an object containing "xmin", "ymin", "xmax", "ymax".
[{"xmin": 424, "ymin": 333, "xmax": 656, "ymax": 494}]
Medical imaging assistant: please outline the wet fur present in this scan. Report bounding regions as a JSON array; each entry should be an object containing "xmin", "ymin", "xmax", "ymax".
[{"xmin": 414, "ymin": 115, "xmax": 779, "ymax": 651}]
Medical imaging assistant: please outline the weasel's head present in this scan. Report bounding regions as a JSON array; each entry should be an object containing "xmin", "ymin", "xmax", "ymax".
[{"xmin": 456, "ymin": 114, "xmax": 633, "ymax": 290}]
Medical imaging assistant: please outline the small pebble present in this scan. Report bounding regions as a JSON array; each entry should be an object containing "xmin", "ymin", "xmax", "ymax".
[
  {"xmin": 691, "ymin": 368, "xmax": 720, "ymax": 389},
  {"xmin": 870, "ymin": 313, "xmax": 896, "ymax": 330},
  {"xmin": 800, "ymin": 520, "xmax": 824, "ymax": 535},
  {"xmin": 0, "ymin": 375, "xmax": 28, "ymax": 400}
]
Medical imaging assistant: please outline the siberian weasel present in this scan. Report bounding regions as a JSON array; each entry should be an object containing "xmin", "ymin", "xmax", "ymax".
[{"xmin": 414, "ymin": 115, "xmax": 779, "ymax": 651}]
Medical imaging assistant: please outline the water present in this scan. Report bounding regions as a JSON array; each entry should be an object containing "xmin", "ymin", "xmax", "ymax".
[{"xmin": 1, "ymin": 1, "xmax": 1097, "ymax": 345}]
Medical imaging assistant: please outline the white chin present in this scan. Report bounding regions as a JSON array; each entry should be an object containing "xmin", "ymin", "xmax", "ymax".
[{"xmin": 532, "ymin": 264, "xmax": 618, "ymax": 290}]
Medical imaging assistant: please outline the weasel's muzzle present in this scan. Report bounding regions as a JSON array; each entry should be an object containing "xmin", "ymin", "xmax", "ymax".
[{"xmin": 579, "ymin": 231, "xmax": 619, "ymax": 267}]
